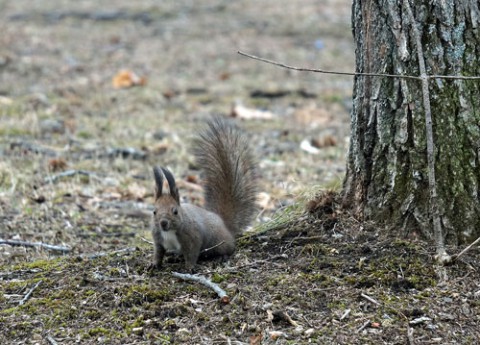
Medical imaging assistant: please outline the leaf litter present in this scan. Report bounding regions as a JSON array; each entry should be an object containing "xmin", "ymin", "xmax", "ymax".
[{"xmin": 1, "ymin": 0, "xmax": 479, "ymax": 344}]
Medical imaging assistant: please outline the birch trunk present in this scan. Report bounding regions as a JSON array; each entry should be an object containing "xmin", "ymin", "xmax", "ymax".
[{"xmin": 343, "ymin": 0, "xmax": 480, "ymax": 243}]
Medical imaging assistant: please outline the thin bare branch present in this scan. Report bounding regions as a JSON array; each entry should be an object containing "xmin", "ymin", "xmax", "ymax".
[
  {"xmin": 172, "ymin": 271, "xmax": 229, "ymax": 303},
  {"xmin": 238, "ymin": 51, "xmax": 480, "ymax": 81},
  {"xmin": 404, "ymin": 0, "xmax": 451, "ymax": 265},
  {"xmin": 340, "ymin": 308, "xmax": 351, "ymax": 321},
  {"xmin": 239, "ymin": 51, "xmax": 420, "ymax": 80},
  {"xmin": 357, "ymin": 320, "xmax": 371, "ymax": 333},
  {"xmin": 45, "ymin": 169, "xmax": 101, "ymax": 184},
  {"xmin": 201, "ymin": 240, "xmax": 225, "ymax": 254},
  {"xmin": 0, "ymin": 239, "xmax": 71, "ymax": 253},
  {"xmin": 45, "ymin": 334, "xmax": 59, "ymax": 345},
  {"xmin": 19, "ymin": 280, "xmax": 42, "ymax": 305},
  {"xmin": 454, "ymin": 236, "xmax": 480, "ymax": 261},
  {"xmin": 361, "ymin": 293, "xmax": 381, "ymax": 306},
  {"xmin": 81, "ymin": 247, "xmax": 137, "ymax": 259}
]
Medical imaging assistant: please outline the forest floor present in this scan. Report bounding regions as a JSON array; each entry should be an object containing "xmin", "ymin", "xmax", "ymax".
[{"xmin": 1, "ymin": 0, "xmax": 479, "ymax": 344}]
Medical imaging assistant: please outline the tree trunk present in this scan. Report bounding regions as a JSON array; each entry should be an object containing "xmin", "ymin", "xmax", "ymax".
[{"xmin": 343, "ymin": 0, "xmax": 480, "ymax": 244}]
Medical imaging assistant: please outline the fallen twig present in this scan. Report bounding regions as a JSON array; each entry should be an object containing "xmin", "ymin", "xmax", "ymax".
[
  {"xmin": 44, "ymin": 169, "xmax": 101, "ymax": 183},
  {"xmin": 172, "ymin": 271, "xmax": 229, "ymax": 304},
  {"xmin": 19, "ymin": 280, "xmax": 42, "ymax": 305},
  {"xmin": 339, "ymin": 308, "xmax": 351, "ymax": 321},
  {"xmin": 453, "ymin": 236, "xmax": 480, "ymax": 261},
  {"xmin": 361, "ymin": 293, "xmax": 381, "ymax": 306},
  {"xmin": 81, "ymin": 247, "xmax": 137, "ymax": 260},
  {"xmin": 0, "ymin": 239, "xmax": 71, "ymax": 253},
  {"xmin": 357, "ymin": 320, "xmax": 371, "ymax": 333},
  {"xmin": 238, "ymin": 51, "xmax": 480, "ymax": 80},
  {"xmin": 140, "ymin": 237, "xmax": 154, "ymax": 245},
  {"xmin": 407, "ymin": 327, "xmax": 415, "ymax": 345},
  {"xmin": 201, "ymin": 241, "xmax": 225, "ymax": 254},
  {"xmin": 45, "ymin": 334, "xmax": 59, "ymax": 345},
  {"xmin": 404, "ymin": 0, "xmax": 451, "ymax": 265}
]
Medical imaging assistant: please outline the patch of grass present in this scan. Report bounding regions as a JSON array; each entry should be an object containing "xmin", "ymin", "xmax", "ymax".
[
  {"xmin": 244, "ymin": 202, "xmax": 305, "ymax": 241},
  {"xmin": 0, "ymin": 127, "xmax": 34, "ymax": 136},
  {"xmin": 118, "ymin": 283, "xmax": 172, "ymax": 307},
  {"xmin": 13, "ymin": 258, "xmax": 65, "ymax": 272}
]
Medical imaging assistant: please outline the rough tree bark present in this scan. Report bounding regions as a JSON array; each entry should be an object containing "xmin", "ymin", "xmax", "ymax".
[{"xmin": 343, "ymin": 0, "xmax": 480, "ymax": 244}]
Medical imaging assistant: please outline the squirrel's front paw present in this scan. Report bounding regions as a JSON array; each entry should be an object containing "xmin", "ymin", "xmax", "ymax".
[{"xmin": 147, "ymin": 262, "xmax": 162, "ymax": 272}]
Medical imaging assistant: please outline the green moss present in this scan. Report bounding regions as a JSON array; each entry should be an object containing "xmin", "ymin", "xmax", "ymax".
[
  {"xmin": 0, "ymin": 127, "xmax": 33, "ymax": 136},
  {"xmin": 77, "ymin": 130, "xmax": 93, "ymax": 139},
  {"xmin": 84, "ymin": 289, "xmax": 96, "ymax": 297},
  {"xmin": 84, "ymin": 309, "xmax": 102, "ymax": 320},
  {"xmin": 119, "ymin": 283, "xmax": 172, "ymax": 307},
  {"xmin": 13, "ymin": 258, "xmax": 64, "ymax": 272},
  {"xmin": 152, "ymin": 333, "xmax": 172, "ymax": 344},
  {"xmin": 300, "ymin": 272, "xmax": 333, "ymax": 287},
  {"xmin": 86, "ymin": 326, "xmax": 121, "ymax": 338},
  {"xmin": 211, "ymin": 272, "xmax": 227, "ymax": 284}
]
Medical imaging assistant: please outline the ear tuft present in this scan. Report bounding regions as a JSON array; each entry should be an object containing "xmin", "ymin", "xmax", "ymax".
[
  {"xmin": 161, "ymin": 168, "xmax": 180, "ymax": 204},
  {"xmin": 153, "ymin": 166, "xmax": 164, "ymax": 200}
]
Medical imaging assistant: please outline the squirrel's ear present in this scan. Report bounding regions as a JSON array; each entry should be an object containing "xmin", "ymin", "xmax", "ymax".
[
  {"xmin": 153, "ymin": 166, "xmax": 164, "ymax": 200},
  {"xmin": 161, "ymin": 168, "xmax": 180, "ymax": 204}
]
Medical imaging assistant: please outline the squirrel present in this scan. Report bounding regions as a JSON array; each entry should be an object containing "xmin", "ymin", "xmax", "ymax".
[{"xmin": 150, "ymin": 118, "xmax": 258, "ymax": 271}]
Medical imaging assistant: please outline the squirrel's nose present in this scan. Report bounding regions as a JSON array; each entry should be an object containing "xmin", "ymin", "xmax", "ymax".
[{"xmin": 160, "ymin": 219, "xmax": 169, "ymax": 230}]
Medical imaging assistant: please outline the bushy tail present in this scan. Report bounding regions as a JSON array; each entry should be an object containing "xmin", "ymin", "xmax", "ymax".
[{"xmin": 193, "ymin": 117, "xmax": 258, "ymax": 236}]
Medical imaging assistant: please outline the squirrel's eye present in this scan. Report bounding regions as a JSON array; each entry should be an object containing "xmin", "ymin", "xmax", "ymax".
[
  {"xmin": 153, "ymin": 210, "xmax": 157, "ymax": 215},
  {"xmin": 172, "ymin": 207, "xmax": 178, "ymax": 215}
]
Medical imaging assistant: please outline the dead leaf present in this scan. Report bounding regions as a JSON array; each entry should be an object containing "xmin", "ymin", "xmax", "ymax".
[
  {"xmin": 231, "ymin": 104, "xmax": 274, "ymax": 120},
  {"xmin": 269, "ymin": 330, "xmax": 286, "ymax": 340},
  {"xmin": 112, "ymin": 69, "xmax": 147, "ymax": 89},
  {"xmin": 300, "ymin": 139, "xmax": 320, "ymax": 154},
  {"xmin": 125, "ymin": 183, "xmax": 148, "ymax": 200},
  {"xmin": 48, "ymin": 158, "xmax": 68, "ymax": 172},
  {"xmin": 150, "ymin": 142, "xmax": 169, "ymax": 155},
  {"xmin": 266, "ymin": 309, "xmax": 274, "ymax": 322},
  {"xmin": 311, "ymin": 134, "xmax": 337, "ymax": 148},
  {"xmin": 185, "ymin": 174, "xmax": 199, "ymax": 184},
  {"xmin": 249, "ymin": 333, "xmax": 262, "ymax": 345},
  {"xmin": 294, "ymin": 103, "xmax": 332, "ymax": 126},
  {"xmin": 257, "ymin": 192, "xmax": 273, "ymax": 210}
]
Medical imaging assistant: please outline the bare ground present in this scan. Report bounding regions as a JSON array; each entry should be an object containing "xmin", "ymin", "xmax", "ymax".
[{"xmin": 1, "ymin": 1, "xmax": 479, "ymax": 344}]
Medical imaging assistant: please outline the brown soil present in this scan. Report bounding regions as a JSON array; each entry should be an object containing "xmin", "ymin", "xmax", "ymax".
[{"xmin": 1, "ymin": 1, "xmax": 479, "ymax": 344}]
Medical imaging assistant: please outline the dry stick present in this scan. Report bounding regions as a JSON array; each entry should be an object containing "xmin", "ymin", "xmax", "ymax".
[
  {"xmin": 172, "ymin": 271, "xmax": 229, "ymax": 304},
  {"xmin": 239, "ymin": 51, "xmax": 420, "ymax": 80},
  {"xmin": 201, "ymin": 240, "xmax": 225, "ymax": 254},
  {"xmin": 45, "ymin": 169, "xmax": 101, "ymax": 183},
  {"xmin": 0, "ymin": 239, "xmax": 71, "ymax": 253},
  {"xmin": 19, "ymin": 280, "xmax": 42, "ymax": 305},
  {"xmin": 407, "ymin": 327, "xmax": 415, "ymax": 345},
  {"xmin": 140, "ymin": 237, "xmax": 154, "ymax": 245},
  {"xmin": 339, "ymin": 308, "xmax": 351, "ymax": 321},
  {"xmin": 454, "ymin": 236, "xmax": 480, "ymax": 261},
  {"xmin": 81, "ymin": 247, "xmax": 137, "ymax": 260},
  {"xmin": 404, "ymin": 0, "xmax": 451, "ymax": 265},
  {"xmin": 238, "ymin": 51, "xmax": 480, "ymax": 80},
  {"xmin": 360, "ymin": 293, "xmax": 381, "ymax": 306},
  {"xmin": 45, "ymin": 334, "xmax": 59, "ymax": 345},
  {"xmin": 357, "ymin": 320, "xmax": 371, "ymax": 333}
]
